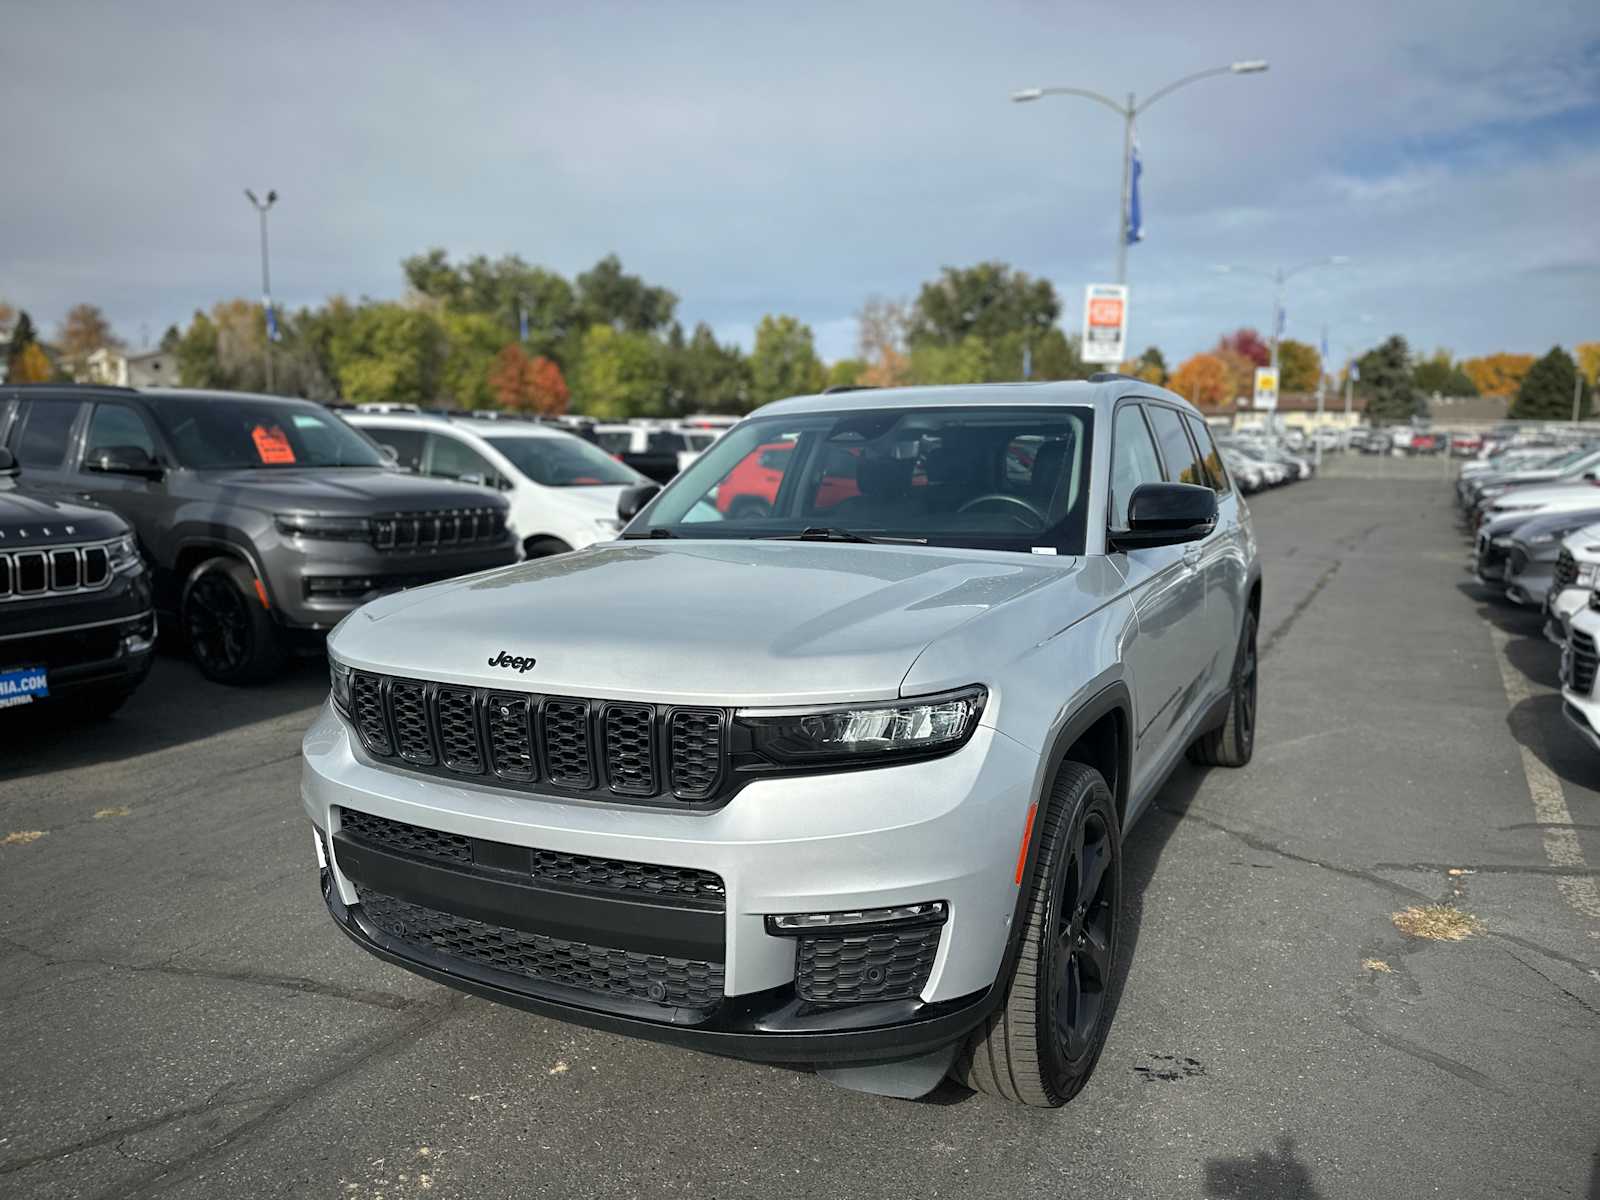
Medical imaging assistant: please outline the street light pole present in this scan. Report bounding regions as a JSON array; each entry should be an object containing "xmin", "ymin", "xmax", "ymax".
[
  {"xmin": 1011, "ymin": 61, "xmax": 1268, "ymax": 286},
  {"xmin": 244, "ymin": 188, "xmax": 278, "ymax": 391},
  {"xmin": 1216, "ymin": 256, "xmax": 1348, "ymax": 370}
]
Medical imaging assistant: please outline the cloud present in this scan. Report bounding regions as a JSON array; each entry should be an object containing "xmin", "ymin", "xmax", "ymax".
[{"xmin": 0, "ymin": 0, "xmax": 1596, "ymax": 364}]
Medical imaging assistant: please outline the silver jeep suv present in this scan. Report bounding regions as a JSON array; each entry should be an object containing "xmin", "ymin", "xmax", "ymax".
[{"xmin": 302, "ymin": 380, "xmax": 1261, "ymax": 1107}]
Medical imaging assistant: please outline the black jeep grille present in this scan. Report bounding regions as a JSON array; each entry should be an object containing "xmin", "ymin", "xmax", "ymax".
[
  {"xmin": 345, "ymin": 672, "xmax": 728, "ymax": 805},
  {"xmin": 1555, "ymin": 549, "xmax": 1579, "ymax": 592},
  {"xmin": 795, "ymin": 923, "xmax": 943, "ymax": 1004},
  {"xmin": 336, "ymin": 807, "xmax": 726, "ymax": 905},
  {"xmin": 357, "ymin": 888, "xmax": 725, "ymax": 1009},
  {"xmin": 369, "ymin": 507, "xmax": 506, "ymax": 553},
  {"xmin": 1570, "ymin": 630, "xmax": 1598, "ymax": 695}
]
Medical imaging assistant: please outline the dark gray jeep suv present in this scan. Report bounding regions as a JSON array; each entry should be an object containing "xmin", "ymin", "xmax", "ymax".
[{"xmin": 0, "ymin": 386, "xmax": 516, "ymax": 684}]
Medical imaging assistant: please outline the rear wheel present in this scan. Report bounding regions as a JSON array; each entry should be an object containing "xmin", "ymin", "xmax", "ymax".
[
  {"xmin": 952, "ymin": 761, "xmax": 1120, "ymax": 1107},
  {"xmin": 181, "ymin": 557, "xmax": 285, "ymax": 685},
  {"xmin": 1189, "ymin": 609, "xmax": 1257, "ymax": 767}
]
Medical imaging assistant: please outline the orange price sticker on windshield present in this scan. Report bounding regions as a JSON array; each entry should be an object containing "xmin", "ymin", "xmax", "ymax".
[{"xmin": 251, "ymin": 424, "xmax": 296, "ymax": 464}]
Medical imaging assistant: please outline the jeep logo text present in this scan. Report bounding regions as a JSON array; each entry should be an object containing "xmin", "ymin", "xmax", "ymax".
[{"xmin": 487, "ymin": 651, "xmax": 537, "ymax": 673}]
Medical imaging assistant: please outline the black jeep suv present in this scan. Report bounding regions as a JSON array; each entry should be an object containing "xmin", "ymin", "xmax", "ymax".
[
  {"xmin": 0, "ymin": 447, "xmax": 155, "ymax": 718},
  {"xmin": 0, "ymin": 386, "xmax": 517, "ymax": 684}
]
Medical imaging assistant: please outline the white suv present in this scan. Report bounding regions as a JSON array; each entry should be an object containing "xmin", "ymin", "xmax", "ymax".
[{"xmin": 348, "ymin": 414, "xmax": 647, "ymax": 558}]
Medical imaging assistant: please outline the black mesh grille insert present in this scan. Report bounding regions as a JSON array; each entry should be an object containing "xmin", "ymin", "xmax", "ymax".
[
  {"xmin": 1571, "ymin": 630, "xmax": 1598, "ymax": 695},
  {"xmin": 603, "ymin": 704, "xmax": 655, "ymax": 795},
  {"xmin": 1556, "ymin": 549, "xmax": 1579, "ymax": 592},
  {"xmin": 795, "ymin": 924, "xmax": 943, "ymax": 1003},
  {"xmin": 358, "ymin": 888, "xmax": 725, "ymax": 1009},
  {"xmin": 543, "ymin": 700, "xmax": 594, "ymax": 787},
  {"xmin": 436, "ymin": 687, "xmax": 483, "ymax": 774},
  {"xmin": 487, "ymin": 695, "xmax": 536, "ymax": 782},
  {"xmin": 668, "ymin": 710, "xmax": 723, "ymax": 799},
  {"xmin": 390, "ymin": 681, "xmax": 436, "ymax": 765},
  {"xmin": 351, "ymin": 674, "xmax": 391, "ymax": 756},
  {"xmin": 339, "ymin": 808, "xmax": 472, "ymax": 863}
]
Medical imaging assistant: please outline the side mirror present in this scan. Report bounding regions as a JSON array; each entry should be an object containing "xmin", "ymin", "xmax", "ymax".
[
  {"xmin": 87, "ymin": 447, "xmax": 164, "ymax": 480},
  {"xmin": 617, "ymin": 483, "xmax": 662, "ymax": 523},
  {"xmin": 1111, "ymin": 483, "xmax": 1218, "ymax": 550},
  {"xmin": 0, "ymin": 448, "xmax": 16, "ymax": 476}
]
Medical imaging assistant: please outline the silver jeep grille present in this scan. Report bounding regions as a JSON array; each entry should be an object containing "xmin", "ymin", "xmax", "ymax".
[{"xmin": 0, "ymin": 541, "xmax": 114, "ymax": 603}]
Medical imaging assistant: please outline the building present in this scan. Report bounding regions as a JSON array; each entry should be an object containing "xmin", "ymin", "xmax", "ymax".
[
  {"xmin": 1216, "ymin": 391, "xmax": 1368, "ymax": 432},
  {"xmin": 125, "ymin": 349, "xmax": 179, "ymax": 388}
]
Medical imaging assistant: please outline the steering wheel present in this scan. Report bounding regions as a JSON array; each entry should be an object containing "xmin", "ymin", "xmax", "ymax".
[{"xmin": 956, "ymin": 493, "xmax": 1046, "ymax": 528}]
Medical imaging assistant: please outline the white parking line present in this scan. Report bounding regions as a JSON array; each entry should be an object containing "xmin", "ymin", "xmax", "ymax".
[{"xmin": 1487, "ymin": 624, "xmax": 1600, "ymax": 922}]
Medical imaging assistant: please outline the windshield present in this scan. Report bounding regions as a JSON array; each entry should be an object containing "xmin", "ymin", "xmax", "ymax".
[
  {"xmin": 152, "ymin": 397, "xmax": 386, "ymax": 469},
  {"xmin": 485, "ymin": 434, "xmax": 644, "ymax": 487},
  {"xmin": 631, "ymin": 405, "xmax": 1093, "ymax": 554}
]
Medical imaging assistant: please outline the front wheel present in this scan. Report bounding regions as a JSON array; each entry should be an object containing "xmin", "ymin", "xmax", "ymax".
[
  {"xmin": 181, "ymin": 556, "xmax": 285, "ymax": 685},
  {"xmin": 951, "ymin": 761, "xmax": 1121, "ymax": 1107},
  {"xmin": 1189, "ymin": 609, "xmax": 1257, "ymax": 767}
]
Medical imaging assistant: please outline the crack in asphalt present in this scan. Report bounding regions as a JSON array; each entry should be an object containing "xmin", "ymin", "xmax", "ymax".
[
  {"xmin": 1260, "ymin": 559, "xmax": 1341, "ymax": 660},
  {"xmin": 0, "ymin": 936, "xmax": 422, "ymax": 1012},
  {"xmin": 1373, "ymin": 861, "xmax": 1600, "ymax": 878},
  {"xmin": 0, "ymin": 1084, "xmax": 243, "ymax": 1178},
  {"xmin": 1334, "ymin": 993, "xmax": 1507, "ymax": 1096},
  {"xmin": 1501, "ymin": 949, "xmax": 1600, "ymax": 1020}
]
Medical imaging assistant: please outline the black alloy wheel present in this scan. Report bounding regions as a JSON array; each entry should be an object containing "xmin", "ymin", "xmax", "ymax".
[
  {"xmin": 186, "ymin": 570, "xmax": 250, "ymax": 676},
  {"xmin": 1050, "ymin": 807, "xmax": 1116, "ymax": 1063}
]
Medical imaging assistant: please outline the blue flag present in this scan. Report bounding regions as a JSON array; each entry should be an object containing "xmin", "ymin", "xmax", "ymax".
[
  {"xmin": 519, "ymin": 305, "xmax": 529, "ymax": 342},
  {"xmin": 263, "ymin": 299, "xmax": 278, "ymax": 343},
  {"xmin": 1125, "ymin": 130, "xmax": 1144, "ymax": 245}
]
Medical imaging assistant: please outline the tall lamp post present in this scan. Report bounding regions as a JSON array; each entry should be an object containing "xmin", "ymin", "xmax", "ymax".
[
  {"xmin": 244, "ymin": 188, "xmax": 278, "ymax": 391},
  {"xmin": 1214, "ymin": 256, "xmax": 1348, "ymax": 371},
  {"xmin": 1011, "ymin": 60, "xmax": 1268, "ymax": 285}
]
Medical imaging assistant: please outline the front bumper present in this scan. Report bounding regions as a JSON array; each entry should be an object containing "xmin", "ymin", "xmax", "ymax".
[
  {"xmin": 301, "ymin": 703, "xmax": 1034, "ymax": 1063},
  {"xmin": 1560, "ymin": 610, "xmax": 1600, "ymax": 752},
  {"xmin": 1545, "ymin": 587, "xmax": 1591, "ymax": 646},
  {"xmin": 1505, "ymin": 563, "xmax": 1554, "ymax": 607},
  {"xmin": 267, "ymin": 539, "xmax": 518, "ymax": 631},
  {"xmin": 0, "ymin": 568, "xmax": 156, "ymax": 701}
]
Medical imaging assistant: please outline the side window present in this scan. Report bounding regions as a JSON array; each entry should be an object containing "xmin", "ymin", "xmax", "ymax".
[
  {"xmin": 1145, "ymin": 405, "xmax": 1205, "ymax": 487},
  {"xmin": 14, "ymin": 401, "xmax": 83, "ymax": 469},
  {"xmin": 83, "ymin": 403, "xmax": 159, "ymax": 465},
  {"xmin": 368, "ymin": 426, "xmax": 424, "ymax": 471},
  {"xmin": 0, "ymin": 398, "xmax": 16, "ymax": 445},
  {"xmin": 425, "ymin": 434, "xmax": 498, "ymax": 486},
  {"xmin": 648, "ymin": 431, "xmax": 686, "ymax": 454},
  {"xmin": 1184, "ymin": 414, "xmax": 1232, "ymax": 495},
  {"xmin": 1109, "ymin": 405, "xmax": 1166, "ymax": 528}
]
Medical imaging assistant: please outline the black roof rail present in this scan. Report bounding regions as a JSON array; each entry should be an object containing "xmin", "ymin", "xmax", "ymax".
[
  {"xmin": 822, "ymin": 384, "xmax": 879, "ymax": 394},
  {"xmin": 1087, "ymin": 372, "xmax": 1140, "ymax": 384},
  {"xmin": 2, "ymin": 381, "xmax": 140, "ymax": 394}
]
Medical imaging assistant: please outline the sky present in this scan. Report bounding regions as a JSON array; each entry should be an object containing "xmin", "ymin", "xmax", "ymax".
[{"xmin": 3, "ymin": 0, "xmax": 1598, "ymax": 368}]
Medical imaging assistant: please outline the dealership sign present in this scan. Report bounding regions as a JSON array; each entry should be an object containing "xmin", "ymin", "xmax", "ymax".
[
  {"xmin": 1081, "ymin": 284, "xmax": 1128, "ymax": 364},
  {"xmin": 1253, "ymin": 367, "xmax": 1279, "ymax": 411}
]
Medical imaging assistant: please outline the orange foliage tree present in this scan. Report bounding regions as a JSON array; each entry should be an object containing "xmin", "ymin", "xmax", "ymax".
[
  {"xmin": 1462, "ymin": 353, "xmax": 1534, "ymax": 398},
  {"xmin": 489, "ymin": 343, "xmax": 569, "ymax": 414},
  {"xmin": 1171, "ymin": 353, "xmax": 1234, "ymax": 410}
]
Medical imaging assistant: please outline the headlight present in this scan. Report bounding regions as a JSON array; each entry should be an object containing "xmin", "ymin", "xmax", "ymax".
[
  {"xmin": 107, "ymin": 533, "xmax": 142, "ymax": 575},
  {"xmin": 737, "ymin": 686, "xmax": 986, "ymax": 765},
  {"xmin": 328, "ymin": 655, "xmax": 352, "ymax": 714},
  {"xmin": 275, "ymin": 513, "xmax": 372, "ymax": 541},
  {"xmin": 1578, "ymin": 565, "xmax": 1598, "ymax": 588},
  {"xmin": 1491, "ymin": 535, "xmax": 1515, "ymax": 547}
]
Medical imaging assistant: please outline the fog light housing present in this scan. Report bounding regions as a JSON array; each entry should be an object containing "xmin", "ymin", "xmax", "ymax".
[
  {"xmin": 766, "ymin": 900, "xmax": 947, "ymax": 934},
  {"xmin": 120, "ymin": 612, "xmax": 157, "ymax": 654}
]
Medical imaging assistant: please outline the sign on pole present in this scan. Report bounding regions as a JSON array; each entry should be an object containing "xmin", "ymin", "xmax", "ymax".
[
  {"xmin": 1253, "ymin": 367, "xmax": 1279, "ymax": 411},
  {"xmin": 1082, "ymin": 284, "xmax": 1128, "ymax": 365}
]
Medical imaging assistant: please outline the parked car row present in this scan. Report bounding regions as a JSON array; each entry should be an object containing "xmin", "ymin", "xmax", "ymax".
[
  {"xmin": 1456, "ymin": 442, "xmax": 1600, "ymax": 751},
  {"xmin": 1214, "ymin": 432, "xmax": 1314, "ymax": 493}
]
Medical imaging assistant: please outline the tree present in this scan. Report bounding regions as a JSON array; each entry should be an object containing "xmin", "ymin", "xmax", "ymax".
[
  {"xmin": 0, "ymin": 301, "xmax": 15, "ymax": 337},
  {"xmin": 1217, "ymin": 328, "xmax": 1270, "ymax": 367},
  {"xmin": 527, "ymin": 356, "xmax": 570, "ymax": 416},
  {"xmin": 1461, "ymin": 353, "xmax": 1534, "ymax": 398},
  {"xmin": 1412, "ymin": 348, "xmax": 1476, "ymax": 397},
  {"xmin": 56, "ymin": 303, "xmax": 124, "ymax": 359},
  {"xmin": 7, "ymin": 341, "xmax": 52, "ymax": 384},
  {"xmin": 438, "ymin": 311, "xmax": 510, "ymax": 410},
  {"xmin": 159, "ymin": 324, "xmax": 182, "ymax": 353},
  {"xmin": 5, "ymin": 311, "xmax": 40, "ymax": 379},
  {"xmin": 1576, "ymin": 342, "xmax": 1600, "ymax": 389},
  {"xmin": 668, "ymin": 323, "xmax": 750, "ymax": 413},
  {"xmin": 909, "ymin": 335, "xmax": 995, "ymax": 385},
  {"xmin": 1356, "ymin": 335, "xmax": 1425, "ymax": 424},
  {"xmin": 1510, "ymin": 346, "xmax": 1590, "ymax": 421},
  {"xmin": 576, "ymin": 254, "xmax": 677, "ymax": 335},
  {"xmin": 826, "ymin": 359, "xmax": 867, "ymax": 389},
  {"xmin": 573, "ymin": 324, "xmax": 667, "ymax": 419},
  {"xmin": 856, "ymin": 296, "xmax": 911, "ymax": 388},
  {"xmin": 749, "ymin": 314, "xmax": 825, "ymax": 405},
  {"xmin": 488, "ymin": 344, "xmax": 570, "ymax": 414},
  {"xmin": 1170, "ymin": 353, "xmax": 1234, "ymax": 410},
  {"xmin": 330, "ymin": 304, "xmax": 447, "ymax": 406},
  {"xmin": 1277, "ymin": 339, "xmax": 1321, "ymax": 393},
  {"xmin": 907, "ymin": 263, "xmax": 1058, "ymax": 346},
  {"xmin": 402, "ymin": 248, "xmax": 577, "ymax": 357},
  {"xmin": 1136, "ymin": 346, "xmax": 1167, "ymax": 385}
]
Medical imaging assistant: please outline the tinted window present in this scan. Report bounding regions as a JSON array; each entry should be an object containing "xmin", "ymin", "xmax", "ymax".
[
  {"xmin": 647, "ymin": 431, "xmax": 686, "ymax": 453},
  {"xmin": 1145, "ymin": 405, "xmax": 1205, "ymax": 487},
  {"xmin": 426, "ymin": 434, "xmax": 498, "ymax": 485},
  {"xmin": 595, "ymin": 430, "xmax": 632, "ymax": 454},
  {"xmin": 1110, "ymin": 405, "xmax": 1166, "ymax": 527},
  {"xmin": 640, "ymin": 406, "xmax": 1094, "ymax": 555},
  {"xmin": 484, "ymin": 435, "xmax": 642, "ymax": 487},
  {"xmin": 84, "ymin": 403, "xmax": 158, "ymax": 463},
  {"xmin": 367, "ymin": 426, "xmax": 425, "ymax": 470},
  {"xmin": 1184, "ymin": 414, "xmax": 1232, "ymax": 495},
  {"xmin": 152, "ymin": 397, "xmax": 385, "ymax": 468},
  {"xmin": 14, "ymin": 400, "xmax": 81, "ymax": 468}
]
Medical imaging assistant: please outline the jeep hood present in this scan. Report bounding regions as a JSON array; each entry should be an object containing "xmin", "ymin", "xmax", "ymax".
[
  {"xmin": 188, "ymin": 467, "xmax": 501, "ymax": 514},
  {"xmin": 330, "ymin": 539, "xmax": 1071, "ymax": 705}
]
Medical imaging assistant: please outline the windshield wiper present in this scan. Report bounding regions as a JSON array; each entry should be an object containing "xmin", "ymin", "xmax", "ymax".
[
  {"xmin": 769, "ymin": 526, "xmax": 925, "ymax": 545},
  {"xmin": 620, "ymin": 527, "xmax": 679, "ymax": 539}
]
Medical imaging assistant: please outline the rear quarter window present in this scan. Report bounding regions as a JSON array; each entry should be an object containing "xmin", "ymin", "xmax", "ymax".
[{"xmin": 13, "ymin": 400, "xmax": 83, "ymax": 468}]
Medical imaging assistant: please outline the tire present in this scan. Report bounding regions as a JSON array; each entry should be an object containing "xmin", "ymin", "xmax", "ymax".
[
  {"xmin": 523, "ymin": 536, "xmax": 574, "ymax": 559},
  {"xmin": 1188, "ymin": 608, "xmax": 1258, "ymax": 768},
  {"xmin": 951, "ymin": 761, "xmax": 1121, "ymax": 1107},
  {"xmin": 180, "ymin": 556, "xmax": 285, "ymax": 685}
]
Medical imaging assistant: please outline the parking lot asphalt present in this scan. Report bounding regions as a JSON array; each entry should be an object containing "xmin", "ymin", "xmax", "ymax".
[{"xmin": 3, "ymin": 455, "xmax": 1597, "ymax": 1200}]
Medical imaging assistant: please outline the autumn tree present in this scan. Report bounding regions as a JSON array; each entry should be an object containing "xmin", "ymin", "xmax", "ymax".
[
  {"xmin": 857, "ymin": 296, "xmax": 911, "ymax": 388},
  {"xmin": 6, "ymin": 311, "xmax": 41, "ymax": 379},
  {"xmin": 1217, "ymin": 328, "xmax": 1270, "ymax": 367},
  {"xmin": 1576, "ymin": 342, "xmax": 1600, "ymax": 388},
  {"xmin": 1461, "ymin": 353, "xmax": 1534, "ymax": 398},
  {"xmin": 489, "ymin": 344, "xmax": 570, "ymax": 414},
  {"xmin": 8, "ymin": 342, "xmax": 53, "ymax": 383},
  {"xmin": 527, "ymin": 356, "xmax": 570, "ymax": 415},
  {"xmin": 57, "ymin": 303, "xmax": 124, "ymax": 359},
  {"xmin": 1277, "ymin": 339, "xmax": 1321, "ymax": 393},
  {"xmin": 1510, "ymin": 346, "xmax": 1590, "ymax": 421},
  {"xmin": 1170, "ymin": 353, "xmax": 1234, "ymax": 410},
  {"xmin": 0, "ymin": 301, "xmax": 15, "ymax": 337},
  {"xmin": 749, "ymin": 314, "xmax": 825, "ymax": 405}
]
